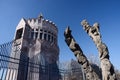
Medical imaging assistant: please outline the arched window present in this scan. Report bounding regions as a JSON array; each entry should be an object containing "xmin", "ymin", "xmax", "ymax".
[
  {"xmin": 35, "ymin": 32, "xmax": 38, "ymax": 39},
  {"xmin": 40, "ymin": 33, "xmax": 43, "ymax": 39},
  {"xmin": 51, "ymin": 36, "xmax": 54, "ymax": 42},
  {"xmin": 15, "ymin": 28, "xmax": 23, "ymax": 40},
  {"xmin": 30, "ymin": 29, "xmax": 34, "ymax": 39},
  {"xmin": 36, "ymin": 29, "xmax": 38, "ymax": 31},
  {"xmin": 40, "ymin": 29, "xmax": 43, "ymax": 32},
  {"xmin": 44, "ymin": 33, "xmax": 47, "ymax": 40},
  {"xmin": 48, "ymin": 34, "xmax": 51, "ymax": 41},
  {"xmin": 31, "ymin": 32, "xmax": 34, "ymax": 39}
]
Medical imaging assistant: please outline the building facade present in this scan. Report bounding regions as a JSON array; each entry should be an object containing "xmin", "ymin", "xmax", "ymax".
[{"xmin": 6, "ymin": 15, "xmax": 60, "ymax": 80}]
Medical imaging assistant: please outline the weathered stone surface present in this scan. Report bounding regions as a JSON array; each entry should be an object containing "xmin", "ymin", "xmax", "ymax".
[
  {"xmin": 64, "ymin": 19, "xmax": 117, "ymax": 80},
  {"xmin": 64, "ymin": 27, "xmax": 101, "ymax": 80},
  {"xmin": 81, "ymin": 20, "xmax": 117, "ymax": 80},
  {"xmin": 6, "ymin": 15, "xmax": 60, "ymax": 80}
]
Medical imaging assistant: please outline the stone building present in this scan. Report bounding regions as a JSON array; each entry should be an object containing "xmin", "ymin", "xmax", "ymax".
[{"xmin": 5, "ymin": 14, "xmax": 60, "ymax": 80}]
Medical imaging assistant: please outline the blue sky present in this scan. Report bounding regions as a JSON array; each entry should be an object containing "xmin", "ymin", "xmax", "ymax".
[{"xmin": 0, "ymin": 0, "xmax": 120, "ymax": 70}]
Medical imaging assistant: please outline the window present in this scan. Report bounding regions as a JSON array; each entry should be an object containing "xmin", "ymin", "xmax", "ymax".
[
  {"xmin": 35, "ymin": 32, "xmax": 38, "ymax": 38},
  {"xmin": 32, "ymin": 29, "xmax": 34, "ymax": 32},
  {"xmin": 51, "ymin": 36, "xmax": 53, "ymax": 42},
  {"xmin": 48, "ymin": 34, "xmax": 50, "ymax": 41},
  {"xmin": 40, "ymin": 29, "xmax": 43, "ymax": 32},
  {"xmin": 31, "ymin": 32, "xmax": 34, "ymax": 39},
  {"xmin": 15, "ymin": 28, "xmax": 23, "ymax": 39},
  {"xmin": 44, "ymin": 30, "xmax": 47, "ymax": 32},
  {"xmin": 40, "ymin": 33, "xmax": 43, "ymax": 39},
  {"xmin": 44, "ymin": 33, "xmax": 47, "ymax": 40},
  {"xmin": 48, "ymin": 31, "xmax": 50, "ymax": 33},
  {"xmin": 36, "ymin": 29, "xmax": 38, "ymax": 31}
]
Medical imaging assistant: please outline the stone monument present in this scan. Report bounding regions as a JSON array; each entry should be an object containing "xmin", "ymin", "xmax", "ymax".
[
  {"xmin": 6, "ymin": 14, "xmax": 60, "ymax": 80},
  {"xmin": 64, "ymin": 20, "xmax": 117, "ymax": 80}
]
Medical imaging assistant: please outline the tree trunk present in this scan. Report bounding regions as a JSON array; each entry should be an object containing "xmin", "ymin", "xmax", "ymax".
[
  {"xmin": 81, "ymin": 20, "xmax": 117, "ymax": 80},
  {"xmin": 64, "ymin": 27, "xmax": 101, "ymax": 80}
]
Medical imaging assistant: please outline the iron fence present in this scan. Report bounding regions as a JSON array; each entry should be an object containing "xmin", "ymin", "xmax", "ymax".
[{"xmin": 0, "ymin": 41, "xmax": 84, "ymax": 80}]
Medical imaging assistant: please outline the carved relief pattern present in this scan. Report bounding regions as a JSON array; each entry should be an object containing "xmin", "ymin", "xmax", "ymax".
[
  {"xmin": 64, "ymin": 27, "xmax": 100, "ymax": 80},
  {"xmin": 81, "ymin": 20, "xmax": 117, "ymax": 80}
]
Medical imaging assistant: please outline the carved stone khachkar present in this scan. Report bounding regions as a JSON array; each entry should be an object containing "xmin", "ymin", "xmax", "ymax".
[
  {"xmin": 64, "ymin": 27, "xmax": 101, "ymax": 80},
  {"xmin": 81, "ymin": 20, "xmax": 117, "ymax": 80},
  {"xmin": 64, "ymin": 20, "xmax": 117, "ymax": 80}
]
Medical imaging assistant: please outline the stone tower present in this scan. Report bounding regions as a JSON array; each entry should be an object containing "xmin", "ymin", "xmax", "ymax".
[{"xmin": 6, "ymin": 14, "xmax": 60, "ymax": 80}]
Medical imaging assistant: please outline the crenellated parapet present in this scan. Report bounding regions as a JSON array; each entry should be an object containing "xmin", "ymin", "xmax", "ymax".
[
  {"xmin": 6, "ymin": 14, "xmax": 60, "ymax": 80},
  {"xmin": 13, "ymin": 14, "xmax": 59, "ymax": 63},
  {"xmin": 23, "ymin": 15, "xmax": 58, "ymax": 45},
  {"xmin": 27, "ymin": 15, "xmax": 58, "ymax": 35}
]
